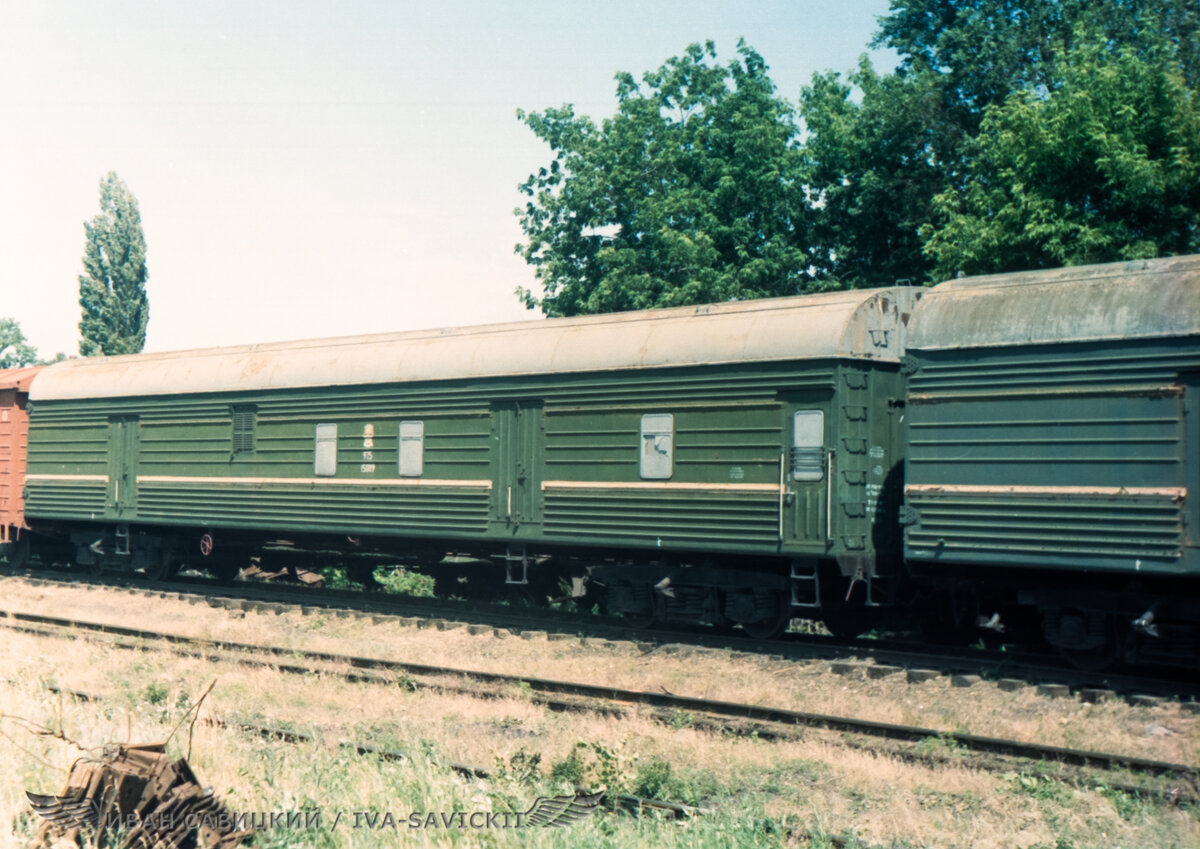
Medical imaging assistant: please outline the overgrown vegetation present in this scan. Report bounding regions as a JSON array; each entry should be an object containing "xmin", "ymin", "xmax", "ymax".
[
  {"xmin": 319, "ymin": 566, "xmax": 435, "ymax": 596},
  {"xmin": 372, "ymin": 567, "xmax": 436, "ymax": 597}
]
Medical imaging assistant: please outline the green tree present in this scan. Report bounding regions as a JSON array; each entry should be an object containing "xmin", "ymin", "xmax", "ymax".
[
  {"xmin": 801, "ymin": 0, "xmax": 1200, "ymax": 285},
  {"xmin": 801, "ymin": 60, "xmax": 949, "ymax": 286},
  {"xmin": 922, "ymin": 24, "xmax": 1200, "ymax": 276},
  {"xmin": 875, "ymin": 0, "xmax": 1200, "ymax": 107},
  {"xmin": 0, "ymin": 318, "xmax": 38, "ymax": 368},
  {"xmin": 78, "ymin": 172, "xmax": 149, "ymax": 356},
  {"xmin": 515, "ymin": 41, "xmax": 811, "ymax": 316}
]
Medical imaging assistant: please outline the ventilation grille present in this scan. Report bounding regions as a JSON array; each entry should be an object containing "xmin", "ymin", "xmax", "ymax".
[{"xmin": 232, "ymin": 408, "xmax": 256, "ymax": 456}]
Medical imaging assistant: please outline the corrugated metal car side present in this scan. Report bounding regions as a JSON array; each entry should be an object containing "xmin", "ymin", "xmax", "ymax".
[
  {"xmin": 904, "ymin": 338, "xmax": 1200, "ymax": 575},
  {"xmin": 24, "ymin": 359, "xmax": 906, "ymax": 564}
]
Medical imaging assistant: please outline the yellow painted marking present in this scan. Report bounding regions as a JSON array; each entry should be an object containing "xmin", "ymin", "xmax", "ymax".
[
  {"xmin": 25, "ymin": 474, "xmax": 109, "ymax": 482},
  {"xmin": 542, "ymin": 480, "xmax": 779, "ymax": 493},
  {"xmin": 905, "ymin": 483, "xmax": 1185, "ymax": 498},
  {"xmin": 138, "ymin": 475, "xmax": 492, "ymax": 489}
]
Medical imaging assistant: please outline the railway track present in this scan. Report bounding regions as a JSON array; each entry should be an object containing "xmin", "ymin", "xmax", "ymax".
[
  {"xmin": 2, "ymin": 606, "xmax": 1196, "ymax": 806},
  {"xmin": 3, "ymin": 567, "xmax": 1197, "ymax": 703}
]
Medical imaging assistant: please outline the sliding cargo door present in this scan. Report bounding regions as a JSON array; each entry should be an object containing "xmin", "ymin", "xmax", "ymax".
[
  {"xmin": 491, "ymin": 401, "xmax": 543, "ymax": 533},
  {"xmin": 106, "ymin": 416, "xmax": 139, "ymax": 519}
]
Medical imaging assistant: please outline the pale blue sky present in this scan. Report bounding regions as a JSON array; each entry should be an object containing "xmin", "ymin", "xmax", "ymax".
[{"xmin": 0, "ymin": 1, "xmax": 897, "ymax": 356}]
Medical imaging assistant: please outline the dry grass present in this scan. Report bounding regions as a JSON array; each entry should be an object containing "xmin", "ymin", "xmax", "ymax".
[
  {"xmin": 0, "ymin": 578, "xmax": 1197, "ymax": 848},
  {"xmin": 2, "ymin": 578, "xmax": 1196, "ymax": 764}
]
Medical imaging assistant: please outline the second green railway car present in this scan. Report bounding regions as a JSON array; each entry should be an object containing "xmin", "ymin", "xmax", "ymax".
[{"xmin": 903, "ymin": 256, "xmax": 1200, "ymax": 663}]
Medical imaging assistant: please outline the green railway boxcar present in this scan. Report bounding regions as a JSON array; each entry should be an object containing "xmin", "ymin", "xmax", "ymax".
[
  {"xmin": 25, "ymin": 288, "xmax": 918, "ymax": 635},
  {"xmin": 903, "ymin": 255, "xmax": 1200, "ymax": 664}
]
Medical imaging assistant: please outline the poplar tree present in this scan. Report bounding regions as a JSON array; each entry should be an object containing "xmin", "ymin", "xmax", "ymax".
[{"xmin": 78, "ymin": 172, "xmax": 149, "ymax": 356}]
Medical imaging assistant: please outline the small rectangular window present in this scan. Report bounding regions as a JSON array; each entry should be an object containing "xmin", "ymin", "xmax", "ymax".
[
  {"xmin": 314, "ymin": 423, "xmax": 338, "ymax": 476},
  {"xmin": 640, "ymin": 413, "xmax": 674, "ymax": 480},
  {"xmin": 231, "ymin": 407, "xmax": 256, "ymax": 456},
  {"xmin": 399, "ymin": 420, "xmax": 424, "ymax": 477},
  {"xmin": 792, "ymin": 410, "xmax": 824, "ymax": 481}
]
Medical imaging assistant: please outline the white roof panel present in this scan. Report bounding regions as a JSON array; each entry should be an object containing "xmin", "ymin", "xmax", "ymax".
[
  {"xmin": 909, "ymin": 255, "xmax": 1200, "ymax": 351},
  {"xmin": 31, "ymin": 288, "xmax": 919, "ymax": 401}
]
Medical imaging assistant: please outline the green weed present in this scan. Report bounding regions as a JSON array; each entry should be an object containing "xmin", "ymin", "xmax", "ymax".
[
  {"xmin": 373, "ymin": 567, "xmax": 435, "ymax": 597},
  {"xmin": 632, "ymin": 757, "xmax": 672, "ymax": 798},
  {"xmin": 549, "ymin": 743, "xmax": 588, "ymax": 787},
  {"xmin": 142, "ymin": 682, "xmax": 168, "ymax": 705},
  {"xmin": 493, "ymin": 748, "xmax": 542, "ymax": 786},
  {"xmin": 1004, "ymin": 772, "xmax": 1072, "ymax": 805},
  {"xmin": 1095, "ymin": 784, "xmax": 1148, "ymax": 823}
]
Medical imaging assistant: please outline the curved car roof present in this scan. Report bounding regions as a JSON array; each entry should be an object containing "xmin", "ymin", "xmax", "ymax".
[
  {"xmin": 31, "ymin": 287, "xmax": 919, "ymax": 400},
  {"xmin": 909, "ymin": 254, "xmax": 1200, "ymax": 351},
  {"xmin": 0, "ymin": 366, "xmax": 42, "ymax": 392}
]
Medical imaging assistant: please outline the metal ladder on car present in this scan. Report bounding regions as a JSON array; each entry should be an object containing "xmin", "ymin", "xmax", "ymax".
[
  {"xmin": 501, "ymin": 544, "xmax": 529, "ymax": 585},
  {"xmin": 865, "ymin": 567, "xmax": 896, "ymax": 607},
  {"xmin": 114, "ymin": 524, "xmax": 131, "ymax": 556},
  {"xmin": 789, "ymin": 559, "xmax": 820, "ymax": 608}
]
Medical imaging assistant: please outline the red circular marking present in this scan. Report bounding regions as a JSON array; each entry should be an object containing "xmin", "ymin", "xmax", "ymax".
[{"xmin": 199, "ymin": 533, "xmax": 214, "ymax": 556}]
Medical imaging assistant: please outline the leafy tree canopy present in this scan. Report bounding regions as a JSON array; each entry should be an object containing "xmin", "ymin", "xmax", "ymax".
[
  {"xmin": 0, "ymin": 318, "xmax": 38, "ymax": 369},
  {"xmin": 923, "ymin": 21, "xmax": 1200, "ymax": 276},
  {"xmin": 516, "ymin": 2, "xmax": 1200, "ymax": 309},
  {"xmin": 876, "ymin": 0, "xmax": 1200, "ymax": 107},
  {"xmin": 515, "ymin": 41, "xmax": 811, "ymax": 317},
  {"xmin": 803, "ymin": 0, "xmax": 1200, "ymax": 284},
  {"xmin": 801, "ymin": 59, "xmax": 948, "ymax": 287},
  {"xmin": 79, "ymin": 171, "xmax": 149, "ymax": 356}
]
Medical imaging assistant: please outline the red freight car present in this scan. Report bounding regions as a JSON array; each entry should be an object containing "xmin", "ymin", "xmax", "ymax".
[{"xmin": 0, "ymin": 366, "xmax": 41, "ymax": 566}]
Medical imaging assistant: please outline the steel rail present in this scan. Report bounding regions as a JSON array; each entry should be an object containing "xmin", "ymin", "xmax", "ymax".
[{"xmin": 4, "ymin": 570, "xmax": 1195, "ymax": 700}]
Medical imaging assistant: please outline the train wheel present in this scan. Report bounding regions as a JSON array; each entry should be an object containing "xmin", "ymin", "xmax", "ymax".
[
  {"xmin": 143, "ymin": 555, "xmax": 177, "ymax": 583},
  {"xmin": 209, "ymin": 561, "xmax": 242, "ymax": 584},
  {"xmin": 2, "ymin": 536, "xmax": 30, "ymax": 570},
  {"xmin": 621, "ymin": 606, "xmax": 657, "ymax": 629},
  {"xmin": 740, "ymin": 593, "xmax": 792, "ymax": 640},
  {"xmin": 821, "ymin": 608, "xmax": 876, "ymax": 640},
  {"xmin": 609, "ymin": 580, "xmax": 656, "ymax": 629},
  {"xmin": 1046, "ymin": 609, "xmax": 1118, "ymax": 670},
  {"xmin": 349, "ymin": 563, "xmax": 383, "ymax": 591},
  {"xmin": 1059, "ymin": 642, "xmax": 1118, "ymax": 671}
]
